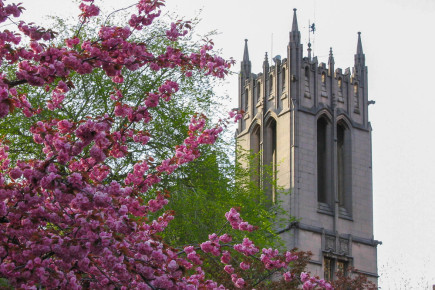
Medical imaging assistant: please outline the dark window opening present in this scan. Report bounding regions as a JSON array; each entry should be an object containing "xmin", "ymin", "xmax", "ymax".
[
  {"xmin": 336, "ymin": 121, "xmax": 352, "ymax": 216},
  {"xmin": 282, "ymin": 68, "xmax": 286, "ymax": 89},
  {"xmin": 250, "ymin": 125, "xmax": 261, "ymax": 187},
  {"xmin": 317, "ymin": 117, "xmax": 328, "ymax": 203},
  {"xmin": 337, "ymin": 123, "xmax": 345, "ymax": 207},
  {"xmin": 265, "ymin": 119, "xmax": 277, "ymax": 202},
  {"xmin": 244, "ymin": 88, "xmax": 249, "ymax": 110}
]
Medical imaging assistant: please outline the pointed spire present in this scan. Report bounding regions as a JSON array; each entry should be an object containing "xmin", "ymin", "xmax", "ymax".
[
  {"xmin": 263, "ymin": 52, "xmax": 269, "ymax": 72},
  {"xmin": 354, "ymin": 32, "xmax": 365, "ymax": 68},
  {"xmin": 240, "ymin": 39, "xmax": 251, "ymax": 77},
  {"xmin": 328, "ymin": 47, "xmax": 335, "ymax": 75},
  {"xmin": 289, "ymin": 8, "xmax": 301, "ymax": 44},
  {"xmin": 291, "ymin": 8, "xmax": 299, "ymax": 32},
  {"xmin": 243, "ymin": 39, "xmax": 249, "ymax": 62},
  {"xmin": 328, "ymin": 47, "xmax": 334, "ymax": 65},
  {"xmin": 356, "ymin": 32, "xmax": 363, "ymax": 54}
]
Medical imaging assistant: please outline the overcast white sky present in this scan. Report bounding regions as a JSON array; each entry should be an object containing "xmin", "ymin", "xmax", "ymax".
[{"xmin": 16, "ymin": 0, "xmax": 435, "ymax": 288}]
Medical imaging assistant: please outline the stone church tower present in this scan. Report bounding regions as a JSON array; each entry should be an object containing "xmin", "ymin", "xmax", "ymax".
[{"xmin": 236, "ymin": 9, "xmax": 380, "ymax": 281}]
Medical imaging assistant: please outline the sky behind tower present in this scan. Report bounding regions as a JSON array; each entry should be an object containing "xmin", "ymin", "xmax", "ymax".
[{"xmin": 15, "ymin": 0, "xmax": 435, "ymax": 288}]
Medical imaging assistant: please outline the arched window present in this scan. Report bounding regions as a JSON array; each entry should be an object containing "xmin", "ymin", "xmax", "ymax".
[
  {"xmin": 250, "ymin": 125, "xmax": 261, "ymax": 187},
  {"xmin": 317, "ymin": 115, "xmax": 332, "ymax": 210},
  {"xmin": 269, "ymin": 75, "xmax": 273, "ymax": 96},
  {"xmin": 282, "ymin": 68, "xmax": 286, "ymax": 90},
  {"xmin": 244, "ymin": 88, "xmax": 249, "ymax": 110},
  {"xmin": 337, "ymin": 120, "xmax": 352, "ymax": 216},
  {"xmin": 317, "ymin": 117, "xmax": 328, "ymax": 203},
  {"xmin": 264, "ymin": 118, "xmax": 277, "ymax": 202},
  {"xmin": 337, "ymin": 123, "xmax": 345, "ymax": 207},
  {"xmin": 256, "ymin": 81, "xmax": 261, "ymax": 103}
]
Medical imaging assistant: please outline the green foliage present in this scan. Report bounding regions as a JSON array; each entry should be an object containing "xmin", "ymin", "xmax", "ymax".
[{"xmin": 160, "ymin": 146, "xmax": 290, "ymax": 250}]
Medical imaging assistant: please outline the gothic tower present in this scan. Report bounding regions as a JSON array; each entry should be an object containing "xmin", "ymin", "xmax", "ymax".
[{"xmin": 236, "ymin": 9, "xmax": 380, "ymax": 282}]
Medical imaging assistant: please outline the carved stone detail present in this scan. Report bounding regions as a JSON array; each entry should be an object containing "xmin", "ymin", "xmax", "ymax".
[
  {"xmin": 325, "ymin": 235, "xmax": 335, "ymax": 252},
  {"xmin": 339, "ymin": 238, "xmax": 349, "ymax": 255}
]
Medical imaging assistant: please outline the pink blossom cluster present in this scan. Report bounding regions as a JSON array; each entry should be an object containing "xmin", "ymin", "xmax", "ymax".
[
  {"xmin": 260, "ymin": 248, "xmax": 286, "ymax": 269},
  {"xmin": 0, "ymin": 87, "xmax": 10, "ymax": 118},
  {"xmin": 233, "ymin": 238, "xmax": 260, "ymax": 257},
  {"xmin": 231, "ymin": 273, "xmax": 246, "ymax": 288},
  {"xmin": 0, "ymin": 1, "xmax": 21, "ymax": 23},
  {"xmin": 0, "ymin": 143, "xmax": 9, "ymax": 170},
  {"xmin": 79, "ymin": 0, "xmax": 100, "ymax": 20},
  {"xmin": 229, "ymin": 109, "xmax": 243, "ymax": 122},
  {"xmin": 184, "ymin": 245, "xmax": 202, "ymax": 266},
  {"xmin": 18, "ymin": 21, "xmax": 54, "ymax": 41},
  {"xmin": 166, "ymin": 21, "xmax": 190, "ymax": 41},
  {"xmin": 129, "ymin": 0, "xmax": 164, "ymax": 30},
  {"xmin": 200, "ymin": 233, "xmax": 222, "ymax": 256},
  {"xmin": 225, "ymin": 207, "xmax": 257, "ymax": 231},
  {"xmin": 300, "ymin": 272, "xmax": 333, "ymax": 290}
]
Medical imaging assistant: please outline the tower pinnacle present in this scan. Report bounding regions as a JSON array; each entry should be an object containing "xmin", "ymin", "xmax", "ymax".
[
  {"xmin": 356, "ymin": 32, "xmax": 363, "ymax": 54},
  {"xmin": 240, "ymin": 39, "xmax": 251, "ymax": 77},
  {"xmin": 291, "ymin": 8, "xmax": 299, "ymax": 32},
  {"xmin": 328, "ymin": 47, "xmax": 334, "ymax": 62},
  {"xmin": 243, "ymin": 39, "xmax": 249, "ymax": 62},
  {"xmin": 290, "ymin": 8, "xmax": 301, "ymax": 44},
  {"xmin": 354, "ymin": 32, "xmax": 365, "ymax": 68},
  {"xmin": 328, "ymin": 47, "xmax": 335, "ymax": 74}
]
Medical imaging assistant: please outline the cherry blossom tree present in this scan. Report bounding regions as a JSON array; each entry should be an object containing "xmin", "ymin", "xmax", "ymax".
[{"xmin": 0, "ymin": 1, "xmax": 334, "ymax": 288}]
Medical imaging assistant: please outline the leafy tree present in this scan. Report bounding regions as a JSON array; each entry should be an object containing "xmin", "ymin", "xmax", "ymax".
[
  {"xmin": 161, "ymin": 147, "xmax": 288, "ymax": 249},
  {"xmin": 0, "ymin": 5, "xmax": 287, "ymax": 254}
]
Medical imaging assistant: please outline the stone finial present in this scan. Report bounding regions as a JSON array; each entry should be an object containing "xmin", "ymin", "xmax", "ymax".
[
  {"xmin": 329, "ymin": 47, "xmax": 334, "ymax": 59},
  {"xmin": 354, "ymin": 32, "xmax": 365, "ymax": 68},
  {"xmin": 290, "ymin": 8, "xmax": 301, "ymax": 44},
  {"xmin": 328, "ymin": 47, "xmax": 335, "ymax": 74},
  {"xmin": 356, "ymin": 32, "xmax": 363, "ymax": 54},
  {"xmin": 240, "ymin": 39, "xmax": 251, "ymax": 77},
  {"xmin": 291, "ymin": 8, "xmax": 299, "ymax": 32},
  {"xmin": 243, "ymin": 39, "xmax": 249, "ymax": 62}
]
